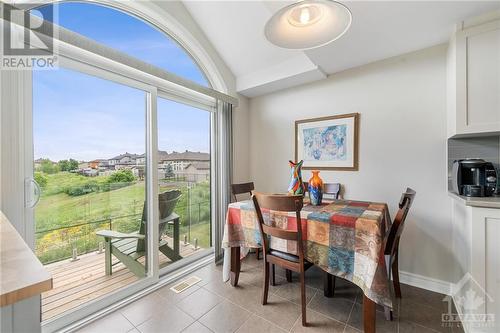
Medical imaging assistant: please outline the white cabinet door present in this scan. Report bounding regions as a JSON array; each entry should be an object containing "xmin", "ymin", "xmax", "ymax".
[
  {"xmin": 471, "ymin": 208, "xmax": 500, "ymax": 333},
  {"xmin": 455, "ymin": 20, "xmax": 500, "ymax": 136}
]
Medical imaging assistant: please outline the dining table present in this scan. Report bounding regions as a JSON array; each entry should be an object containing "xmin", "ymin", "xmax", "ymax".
[{"xmin": 222, "ymin": 198, "xmax": 393, "ymax": 333}]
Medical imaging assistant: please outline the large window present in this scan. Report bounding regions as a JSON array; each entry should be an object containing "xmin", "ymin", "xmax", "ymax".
[{"xmin": 27, "ymin": 1, "xmax": 220, "ymax": 326}]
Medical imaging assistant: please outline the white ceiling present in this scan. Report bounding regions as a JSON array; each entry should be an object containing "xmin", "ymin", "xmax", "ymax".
[{"xmin": 183, "ymin": 1, "xmax": 500, "ymax": 97}]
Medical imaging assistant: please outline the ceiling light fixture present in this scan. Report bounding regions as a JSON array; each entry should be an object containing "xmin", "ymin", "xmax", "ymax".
[{"xmin": 265, "ymin": 0, "xmax": 352, "ymax": 50}]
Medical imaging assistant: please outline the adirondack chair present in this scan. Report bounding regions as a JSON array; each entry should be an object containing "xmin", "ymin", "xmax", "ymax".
[{"xmin": 96, "ymin": 190, "xmax": 182, "ymax": 277}]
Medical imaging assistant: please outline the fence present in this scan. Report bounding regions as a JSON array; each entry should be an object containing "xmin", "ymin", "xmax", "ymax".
[{"xmin": 35, "ymin": 200, "xmax": 210, "ymax": 265}]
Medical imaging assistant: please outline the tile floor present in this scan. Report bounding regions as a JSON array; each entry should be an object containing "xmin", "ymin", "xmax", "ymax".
[{"xmin": 75, "ymin": 256, "xmax": 464, "ymax": 333}]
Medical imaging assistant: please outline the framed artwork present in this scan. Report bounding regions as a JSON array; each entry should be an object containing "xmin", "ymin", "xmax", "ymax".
[{"xmin": 295, "ymin": 113, "xmax": 359, "ymax": 171}]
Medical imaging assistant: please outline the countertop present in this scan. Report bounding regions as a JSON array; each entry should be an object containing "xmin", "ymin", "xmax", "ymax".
[
  {"xmin": 0, "ymin": 211, "xmax": 52, "ymax": 307},
  {"xmin": 448, "ymin": 192, "xmax": 500, "ymax": 209}
]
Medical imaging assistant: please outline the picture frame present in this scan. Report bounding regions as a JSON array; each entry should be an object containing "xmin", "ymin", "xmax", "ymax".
[{"xmin": 295, "ymin": 113, "xmax": 359, "ymax": 171}]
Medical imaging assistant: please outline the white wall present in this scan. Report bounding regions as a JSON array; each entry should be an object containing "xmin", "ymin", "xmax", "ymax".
[{"xmin": 247, "ymin": 45, "xmax": 455, "ymax": 284}]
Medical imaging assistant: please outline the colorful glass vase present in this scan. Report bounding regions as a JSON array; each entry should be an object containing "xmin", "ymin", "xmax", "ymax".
[
  {"xmin": 287, "ymin": 160, "xmax": 306, "ymax": 195},
  {"xmin": 308, "ymin": 170, "xmax": 324, "ymax": 205}
]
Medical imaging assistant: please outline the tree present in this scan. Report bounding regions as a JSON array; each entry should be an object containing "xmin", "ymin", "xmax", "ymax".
[
  {"xmin": 58, "ymin": 160, "xmax": 70, "ymax": 171},
  {"xmin": 58, "ymin": 159, "xmax": 79, "ymax": 172},
  {"xmin": 39, "ymin": 159, "xmax": 59, "ymax": 174},
  {"xmin": 69, "ymin": 159, "xmax": 79, "ymax": 171},
  {"xmin": 165, "ymin": 164, "xmax": 174, "ymax": 178}
]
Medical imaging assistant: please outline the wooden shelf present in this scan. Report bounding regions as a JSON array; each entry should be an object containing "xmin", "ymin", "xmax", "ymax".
[{"xmin": 0, "ymin": 212, "xmax": 52, "ymax": 307}]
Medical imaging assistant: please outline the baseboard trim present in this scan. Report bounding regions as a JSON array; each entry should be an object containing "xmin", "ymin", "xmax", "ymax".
[{"xmin": 399, "ymin": 270, "xmax": 452, "ymax": 295}]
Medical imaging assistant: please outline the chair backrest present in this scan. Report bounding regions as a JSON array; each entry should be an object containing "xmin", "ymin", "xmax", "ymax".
[
  {"xmin": 324, "ymin": 183, "xmax": 341, "ymax": 199},
  {"xmin": 384, "ymin": 188, "xmax": 416, "ymax": 256},
  {"xmin": 252, "ymin": 192, "xmax": 305, "ymax": 260},
  {"xmin": 231, "ymin": 182, "xmax": 254, "ymax": 201},
  {"xmin": 137, "ymin": 190, "xmax": 182, "ymax": 251}
]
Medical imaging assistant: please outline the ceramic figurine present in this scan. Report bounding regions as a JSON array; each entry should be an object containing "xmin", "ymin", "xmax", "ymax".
[
  {"xmin": 288, "ymin": 160, "xmax": 306, "ymax": 195},
  {"xmin": 308, "ymin": 170, "xmax": 324, "ymax": 205}
]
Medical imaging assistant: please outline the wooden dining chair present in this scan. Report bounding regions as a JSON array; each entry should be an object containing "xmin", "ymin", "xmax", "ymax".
[
  {"xmin": 323, "ymin": 188, "xmax": 416, "ymax": 321},
  {"xmin": 231, "ymin": 182, "xmax": 255, "ymax": 202},
  {"xmin": 232, "ymin": 182, "xmax": 261, "ymax": 260},
  {"xmin": 385, "ymin": 187, "xmax": 416, "ymax": 298},
  {"xmin": 252, "ymin": 192, "xmax": 312, "ymax": 326}
]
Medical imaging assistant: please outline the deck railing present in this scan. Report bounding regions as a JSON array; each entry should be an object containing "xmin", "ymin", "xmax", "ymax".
[{"xmin": 35, "ymin": 200, "xmax": 210, "ymax": 265}]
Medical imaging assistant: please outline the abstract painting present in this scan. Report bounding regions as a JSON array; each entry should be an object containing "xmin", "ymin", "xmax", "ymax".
[{"xmin": 295, "ymin": 113, "xmax": 359, "ymax": 170}]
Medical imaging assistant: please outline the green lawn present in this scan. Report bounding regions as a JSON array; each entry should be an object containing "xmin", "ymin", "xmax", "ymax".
[{"xmin": 35, "ymin": 172, "xmax": 211, "ymax": 264}]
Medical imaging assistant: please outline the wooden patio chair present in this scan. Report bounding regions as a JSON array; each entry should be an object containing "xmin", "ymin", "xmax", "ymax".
[
  {"xmin": 96, "ymin": 190, "xmax": 182, "ymax": 277},
  {"xmin": 252, "ymin": 192, "xmax": 312, "ymax": 326}
]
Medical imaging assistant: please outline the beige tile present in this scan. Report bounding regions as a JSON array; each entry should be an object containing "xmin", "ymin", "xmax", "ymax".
[
  {"xmin": 399, "ymin": 321, "xmax": 444, "ymax": 332},
  {"xmin": 399, "ymin": 301, "xmax": 452, "ymax": 332},
  {"xmin": 76, "ymin": 312, "xmax": 134, "ymax": 333},
  {"xmin": 291, "ymin": 309, "xmax": 345, "ymax": 333},
  {"xmin": 202, "ymin": 277, "xmax": 237, "ymax": 299},
  {"xmin": 344, "ymin": 325, "xmax": 361, "ymax": 333},
  {"xmin": 307, "ymin": 293, "xmax": 354, "ymax": 323},
  {"xmin": 126, "ymin": 329, "xmax": 140, "ymax": 333},
  {"xmin": 399, "ymin": 284, "xmax": 448, "ymax": 310},
  {"xmin": 120, "ymin": 292, "xmax": 171, "ymax": 326},
  {"xmin": 191, "ymin": 265, "xmax": 221, "ymax": 287},
  {"xmin": 182, "ymin": 321, "xmax": 213, "ymax": 333},
  {"xmin": 199, "ymin": 300, "xmax": 251, "ymax": 333},
  {"xmin": 235, "ymin": 314, "xmax": 285, "ymax": 333},
  {"xmin": 304, "ymin": 266, "xmax": 327, "ymax": 290},
  {"xmin": 274, "ymin": 282, "xmax": 317, "ymax": 305},
  {"xmin": 346, "ymin": 303, "xmax": 397, "ymax": 333},
  {"xmin": 176, "ymin": 288, "xmax": 223, "ymax": 319},
  {"xmin": 253, "ymin": 293, "xmax": 302, "ymax": 331},
  {"xmin": 135, "ymin": 306, "xmax": 194, "ymax": 333}
]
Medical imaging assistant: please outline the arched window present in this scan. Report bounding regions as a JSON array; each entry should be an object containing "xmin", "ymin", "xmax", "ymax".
[
  {"xmin": 16, "ymin": 2, "xmax": 233, "ymax": 326},
  {"xmin": 34, "ymin": 2, "xmax": 209, "ymax": 86}
]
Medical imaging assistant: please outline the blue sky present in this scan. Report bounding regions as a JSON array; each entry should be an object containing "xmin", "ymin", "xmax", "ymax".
[{"xmin": 33, "ymin": 2, "xmax": 210, "ymax": 161}]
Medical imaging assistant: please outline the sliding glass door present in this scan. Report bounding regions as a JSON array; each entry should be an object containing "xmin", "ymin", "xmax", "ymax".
[
  {"xmin": 29, "ymin": 62, "xmax": 159, "ymax": 325},
  {"xmin": 156, "ymin": 97, "xmax": 212, "ymax": 273}
]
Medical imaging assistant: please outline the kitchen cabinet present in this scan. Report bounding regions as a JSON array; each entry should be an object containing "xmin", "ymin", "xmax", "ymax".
[
  {"xmin": 447, "ymin": 15, "xmax": 500, "ymax": 138},
  {"xmin": 450, "ymin": 194, "xmax": 500, "ymax": 333}
]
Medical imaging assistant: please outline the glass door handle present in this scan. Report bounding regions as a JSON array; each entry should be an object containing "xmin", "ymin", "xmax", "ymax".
[{"xmin": 25, "ymin": 178, "xmax": 41, "ymax": 208}]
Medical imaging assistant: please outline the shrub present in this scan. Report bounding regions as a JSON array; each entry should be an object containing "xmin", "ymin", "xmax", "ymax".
[
  {"xmin": 108, "ymin": 169, "xmax": 135, "ymax": 184},
  {"xmin": 34, "ymin": 172, "xmax": 48, "ymax": 188}
]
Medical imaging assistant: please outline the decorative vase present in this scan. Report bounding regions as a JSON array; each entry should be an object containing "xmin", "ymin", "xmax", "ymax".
[
  {"xmin": 308, "ymin": 170, "xmax": 324, "ymax": 206},
  {"xmin": 287, "ymin": 160, "xmax": 306, "ymax": 195}
]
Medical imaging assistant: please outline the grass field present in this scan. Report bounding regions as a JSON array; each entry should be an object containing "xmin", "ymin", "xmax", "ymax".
[{"xmin": 35, "ymin": 172, "xmax": 211, "ymax": 264}]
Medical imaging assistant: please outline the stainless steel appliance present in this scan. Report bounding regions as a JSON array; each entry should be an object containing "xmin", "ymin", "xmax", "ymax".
[{"xmin": 451, "ymin": 159, "xmax": 497, "ymax": 197}]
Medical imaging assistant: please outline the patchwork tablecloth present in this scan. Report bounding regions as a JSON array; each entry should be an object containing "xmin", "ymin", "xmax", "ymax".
[{"xmin": 222, "ymin": 199, "xmax": 393, "ymax": 308}]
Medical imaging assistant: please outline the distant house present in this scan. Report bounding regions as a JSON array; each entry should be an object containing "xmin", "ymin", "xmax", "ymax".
[
  {"xmin": 108, "ymin": 152, "xmax": 139, "ymax": 166},
  {"xmin": 159, "ymin": 150, "xmax": 210, "ymax": 172},
  {"xmin": 176, "ymin": 161, "xmax": 210, "ymax": 182}
]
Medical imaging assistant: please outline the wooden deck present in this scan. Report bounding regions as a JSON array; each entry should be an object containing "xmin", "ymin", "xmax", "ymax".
[{"xmin": 41, "ymin": 236, "xmax": 202, "ymax": 321}]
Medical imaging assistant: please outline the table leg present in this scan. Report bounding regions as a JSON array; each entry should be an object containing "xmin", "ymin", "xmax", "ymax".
[
  {"xmin": 230, "ymin": 246, "xmax": 241, "ymax": 286},
  {"xmin": 363, "ymin": 295, "xmax": 376, "ymax": 333},
  {"xmin": 323, "ymin": 272, "xmax": 335, "ymax": 298}
]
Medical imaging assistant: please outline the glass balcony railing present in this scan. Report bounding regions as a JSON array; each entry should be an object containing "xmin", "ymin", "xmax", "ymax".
[{"xmin": 35, "ymin": 200, "xmax": 210, "ymax": 265}]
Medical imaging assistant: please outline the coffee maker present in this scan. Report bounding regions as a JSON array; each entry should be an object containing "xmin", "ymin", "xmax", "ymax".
[{"xmin": 451, "ymin": 159, "xmax": 498, "ymax": 197}]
